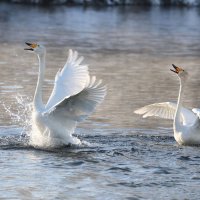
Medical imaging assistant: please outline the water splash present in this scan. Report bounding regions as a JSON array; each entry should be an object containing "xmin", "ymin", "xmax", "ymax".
[
  {"xmin": 2, "ymin": 94, "xmax": 66, "ymax": 148},
  {"xmin": 29, "ymin": 121, "xmax": 65, "ymax": 148},
  {"xmin": 2, "ymin": 94, "xmax": 85, "ymax": 149},
  {"xmin": 29, "ymin": 116, "xmax": 82, "ymax": 148},
  {"xmin": 0, "ymin": 94, "xmax": 32, "ymax": 148},
  {"xmin": 2, "ymin": 94, "xmax": 32, "ymax": 136}
]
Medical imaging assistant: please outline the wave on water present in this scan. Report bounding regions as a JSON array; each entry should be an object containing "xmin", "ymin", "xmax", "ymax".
[{"xmin": 2, "ymin": 0, "xmax": 200, "ymax": 6}]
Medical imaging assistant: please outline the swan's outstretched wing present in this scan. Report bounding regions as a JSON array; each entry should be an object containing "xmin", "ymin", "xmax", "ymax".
[
  {"xmin": 45, "ymin": 49, "xmax": 89, "ymax": 110},
  {"xmin": 47, "ymin": 76, "xmax": 106, "ymax": 124},
  {"xmin": 134, "ymin": 102, "xmax": 197, "ymax": 125}
]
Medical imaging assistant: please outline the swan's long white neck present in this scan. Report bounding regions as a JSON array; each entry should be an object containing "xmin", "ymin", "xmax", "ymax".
[
  {"xmin": 33, "ymin": 53, "xmax": 46, "ymax": 111},
  {"xmin": 174, "ymin": 76, "xmax": 185, "ymax": 132}
]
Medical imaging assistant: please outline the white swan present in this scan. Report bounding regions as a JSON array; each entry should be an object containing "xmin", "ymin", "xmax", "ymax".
[
  {"xmin": 135, "ymin": 64, "xmax": 200, "ymax": 145},
  {"xmin": 25, "ymin": 42, "xmax": 106, "ymax": 147}
]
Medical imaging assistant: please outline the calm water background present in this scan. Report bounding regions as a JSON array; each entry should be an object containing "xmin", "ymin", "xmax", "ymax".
[{"xmin": 0, "ymin": 3, "xmax": 200, "ymax": 199}]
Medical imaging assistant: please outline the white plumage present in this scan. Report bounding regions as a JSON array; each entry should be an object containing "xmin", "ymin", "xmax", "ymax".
[
  {"xmin": 46, "ymin": 49, "xmax": 89, "ymax": 111},
  {"xmin": 135, "ymin": 64, "xmax": 200, "ymax": 145},
  {"xmin": 25, "ymin": 42, "xmax": 106, "ymax": 147},
  {"xmin": 135, "ymin": 102, "xmax": 197, "ymax": 125}
]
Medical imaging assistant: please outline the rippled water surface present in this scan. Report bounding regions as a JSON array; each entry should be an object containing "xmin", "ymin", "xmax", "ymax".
[{"xmin": 0, "ymin": 3, "xmax": 200, "ymax": 199}]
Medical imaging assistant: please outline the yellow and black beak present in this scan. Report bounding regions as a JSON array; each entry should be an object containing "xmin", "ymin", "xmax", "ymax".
[
  {"xmin": 24, "ymin": 42, "xmax": 38, "ymax": 51},
  {"xmin": 170, "ymin": 64, "xmax": 184, "ymax": 74}
]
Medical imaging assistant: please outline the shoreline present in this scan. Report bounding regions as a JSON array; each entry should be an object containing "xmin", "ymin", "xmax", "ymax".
[{"xmin": 1, "ymin": 0, "xmax": 200, "ymax": 6}]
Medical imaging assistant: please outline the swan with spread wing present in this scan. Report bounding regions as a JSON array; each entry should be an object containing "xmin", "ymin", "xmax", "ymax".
[
  {"xmin": 135, "ymin": 64, "xmax": 200, "ymax": 145},
  {"xmin": 25, "ymin": 42, "xmax": 106, "ymax": 147}
]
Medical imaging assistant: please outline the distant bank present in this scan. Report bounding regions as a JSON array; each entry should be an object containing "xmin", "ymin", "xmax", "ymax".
[{"xmin": 1, "ymin": 0, "xmax": 200, "ymax": 6}]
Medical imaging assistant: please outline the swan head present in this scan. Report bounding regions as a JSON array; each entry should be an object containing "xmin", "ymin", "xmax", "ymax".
[
  {"xmin": 170, "ymin": 64, "xmax": 188, "ymax": 80},
  {"xmin": 24, "ymin": 42, "xmax": 46, "ymax": 55}
]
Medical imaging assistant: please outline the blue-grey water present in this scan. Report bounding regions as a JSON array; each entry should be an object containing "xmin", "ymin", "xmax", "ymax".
[{"xmin": 1, "ymin": 3, "xmax": 200, "ymax": 199}]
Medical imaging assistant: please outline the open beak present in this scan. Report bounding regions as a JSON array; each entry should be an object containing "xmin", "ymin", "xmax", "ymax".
[
  {"xmin": 170, "ymin": 64, "xmax": 184, "ymax": 74},
  {"xmin": 24, "ymin": 42, "xmax": 37, "ymax": 51}
]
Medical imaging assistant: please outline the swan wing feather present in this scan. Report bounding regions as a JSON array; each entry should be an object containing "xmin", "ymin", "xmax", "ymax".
[
  {"xmin": 45, "ymin": 49, "xmax": 89, "ymax": 110},
  {"xmin": 47, "ymin": 76, "xmax": 106, "ymax": 123},
  {"xmin": 134, "ymin": 102, "xmax": 197, "ymax": 125}
]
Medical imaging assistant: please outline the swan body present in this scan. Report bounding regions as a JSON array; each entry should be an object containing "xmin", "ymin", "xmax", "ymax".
[
  {"xmin": 25, "ymin": 42, "xmax": 106, "ymax": 147},
  {"xmin": 135, "ymin": 64, "xmax": 200, "ymax": 145}
]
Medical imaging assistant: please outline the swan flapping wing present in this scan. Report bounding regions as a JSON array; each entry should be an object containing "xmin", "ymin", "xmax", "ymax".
[
  {"xmin": 45, "ymin": 49, "xmax": 89, "ymax": 111},
  {"xmin": 134, "ymin": 102, "xmax": 197, "ymax": 125},
  {"xmin": 135, "ymin": 102, "xmax": 175, "ymax": 119},
  {"xmin": 47, "ymin": 76, "xmax": 106, "ymax": 123}
]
